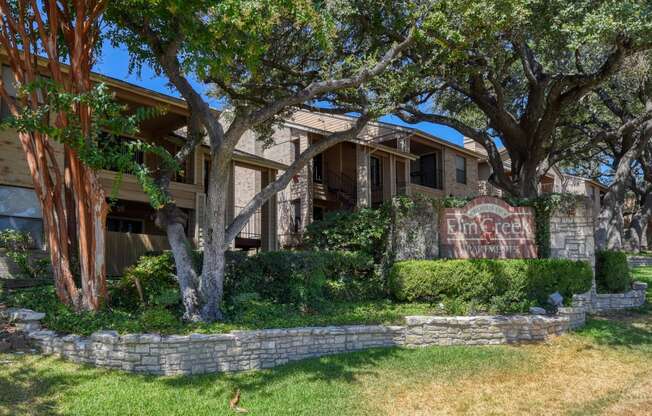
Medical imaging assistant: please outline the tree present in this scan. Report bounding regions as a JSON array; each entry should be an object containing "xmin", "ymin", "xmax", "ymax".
[
  {"xmin": 625, "ymin": 146, "xmax": 652, "ymax": 252},
  {"xmin": 557, "ymin": 53, "xmax": 652, "ymax": 250},
  {"xmin": 0, "ymin": 0, "xmax": 110, "ymax": 310},
  {"xmin": 393, "ymin": 0, "xmax": 652, "ymax": 198},
  {"xmin": 108, "ymin": 0, "xmax": 416, "ymax": 321}
]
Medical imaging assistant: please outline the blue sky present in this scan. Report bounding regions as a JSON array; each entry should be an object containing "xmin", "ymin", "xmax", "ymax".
[{"xmin": 95, "ymin": 41, "xmax": 465, "ymax": 146}]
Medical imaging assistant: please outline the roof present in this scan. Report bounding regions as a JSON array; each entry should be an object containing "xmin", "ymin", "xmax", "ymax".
[
  {"xmin": 282, "ymin": 109, "xmax": 482, "ymax": 159},
  {"xmin": 233, "ymin": 149, "xmax": 288, "ymax": 171}
]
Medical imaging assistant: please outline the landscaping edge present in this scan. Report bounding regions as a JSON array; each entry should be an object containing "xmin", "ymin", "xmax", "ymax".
[{"xmin": 1, "ymin": 281, "xmax": 646, "ymax": 376}]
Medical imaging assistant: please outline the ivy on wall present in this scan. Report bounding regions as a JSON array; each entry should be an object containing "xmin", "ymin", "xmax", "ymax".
[{"xmin": 506, "ymin": 193, "xmax": 584, "ymax": 258}]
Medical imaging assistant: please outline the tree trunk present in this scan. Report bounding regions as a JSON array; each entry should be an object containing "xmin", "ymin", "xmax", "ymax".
[
  {"xmin": 625, "ymin": 191, "xmax": 652, "ymax": 252},
  {"xmin": 198, "ymin": 155, "xmax": 231, "ymax": 322},
  {"xmin": 155, "ymin": 204, "xmax": 202, "ymax": 322}
]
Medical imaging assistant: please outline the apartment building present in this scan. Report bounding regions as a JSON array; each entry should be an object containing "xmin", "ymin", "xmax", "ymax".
[
  {"xmin": 240, "ymin": 110, "xmax": 483, "ymax": 247},
  {"xmin": 0, "ymin": 62, "xmax": 284, "ymax": 275},
  {"xmin": 463, "ymin": 138, "xmax": 607, "ymax": 212},
  {"xmin": 1, "ymin": 58, "xmax": 608, "ymax": 274}
]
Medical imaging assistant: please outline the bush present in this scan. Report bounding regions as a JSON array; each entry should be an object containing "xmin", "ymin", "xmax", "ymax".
[
  {"xmin": 303, "ymin": 207, "xmax": 390, "ymax": 259},
  {"xmin": 112, "ymin": 252, "xmax": 178, "ymax": 310},
  {"xmin": 0, "ymin": 229, "xmax": 50, "ymax": 279},
  {"xmin": 389, "ymin": 259, "xmax": 593, "ymax": 314},
  {"xmin": 225, "ymin": 250, "xmax": 380, "ymax": 307},
  {"xmin": 595, "ymin": 250, "xmax": 631, "ymax": 293}
]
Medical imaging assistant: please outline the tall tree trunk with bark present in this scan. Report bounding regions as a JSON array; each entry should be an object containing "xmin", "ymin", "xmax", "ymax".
[{"xmin": 0, "ymin": 0, "xmax": 109, "ymax": 310}]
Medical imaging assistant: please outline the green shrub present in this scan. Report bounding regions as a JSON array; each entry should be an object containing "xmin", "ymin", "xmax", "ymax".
[
  {"xmin": 112, "ymin": 252, "xmax": 178, "ymax": 310},
  {"xmin": 389, "ymin": 259, "xmax": 593, "ymax": 314},
  {"xmin": 139, "ymin": 307, "xmax": 180, "ymax": 332},
  {"xmin": 224, "ymin": 250, "xmax": 379, "ymax": 307},
  {"xmin": 595, "ymin": 250, "xmax": 631, "ymax": 293},
  {"xmin": 0, "ymin": 229, "xmax": 50, "ymax": 279},
  {"xmin": 303, "ymin": 207, "xmax": 390, "ymax": 259}
]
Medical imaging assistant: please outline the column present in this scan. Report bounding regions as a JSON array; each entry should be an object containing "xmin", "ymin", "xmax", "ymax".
[
  {"xmin": 261, "ymin": 169, "xmax": 278, "ymax": 251},
  {"xmin": 356, "ymin": 144, "xmax": 370, "ymax": 208}
]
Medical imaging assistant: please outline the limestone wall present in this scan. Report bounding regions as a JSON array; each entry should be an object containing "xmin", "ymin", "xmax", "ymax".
[
  {"xmin": 390, "ymin": 196, "xmax": 439, "ymax": 261},
  {"xmin": 549, "ymin": 198, "xmax": 595, "ymax": 267},
  {"xmin": 3, "ymin": 307, "xmax": 590, "ymax": 376},
  {"xmin": 628, "ymin": 256, "xmax": 652, "ymax": 268},
  {"xmin": 572, "ymin": 282, "xmax": 648, "ymax": 313},
  {"xmin": 403, "ymin": 313, "xmax": 578, "ymax": 346}
]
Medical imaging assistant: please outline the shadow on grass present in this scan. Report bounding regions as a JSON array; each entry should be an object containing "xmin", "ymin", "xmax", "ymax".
[
  {"xmin": 0, "ymin": 354, "xmax": 94, "ymax": 415},
  {"xmin": 164, "ymin": 345, "xmax": 401, "ymax": 391}
]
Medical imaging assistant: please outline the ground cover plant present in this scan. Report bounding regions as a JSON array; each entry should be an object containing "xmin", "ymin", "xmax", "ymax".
[{"xmin": 0, "ymin": 285, "xmax": 437, "ymax": 336}]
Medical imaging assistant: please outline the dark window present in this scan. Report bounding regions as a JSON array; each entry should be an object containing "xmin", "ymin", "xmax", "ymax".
[
  {"xmin": 291, "ymin": 199, "xmax": 301, "ymax": 233},
  {"xmin": 313, "ymin": 206, "xmax": 324, "ymax": 221},
  {"xmin": 370, "ymin": 156, "xmax": 382, "ymax": 188},
  {"xmin": 455, "ymin": 155, "xmax": 467, "ymax": 184},
  {"xmin": 313, "ymin": 153, "xmax": 323, "ymax": 183},
  {"xmin": 204, "ymin": 159, "xmax": 211, "ymax": 193},
  {"xmin": 411, "ymin": 152, "xmax": 442, "ymax": 189},
  {"xmin": 107, "ymin": 217, "xmax": 144, "ymax": 234},
  {"xmin": 293, "ymin": 140, "xmax": 301, "ymax": 162}
]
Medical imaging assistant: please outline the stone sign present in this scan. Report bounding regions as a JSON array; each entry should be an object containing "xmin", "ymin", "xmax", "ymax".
[{"xmin": 440, "ymin": 196, "xmax": 537, "ymax": 259}]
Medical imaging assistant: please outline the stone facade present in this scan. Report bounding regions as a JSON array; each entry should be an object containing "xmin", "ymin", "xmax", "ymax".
[
  {"xmin": 549, "ymin": 198, "xmax": 595, "ymax": 267},
  {"xmin": 628, "ymin": 256, "xmax": 652, "ymax": 268},
  {"xmin": 390, "ymin": 196, "xmax": 439, "ymax": 261},
  {"xmin": 404, "ymin": 310, "xmax": 583, "ymax": 346},
  {"xmin": 572, "ymin": 282, "xmax": 648, "ymax": 313},
  {"xmin": 2, "ymin": 306, "xmax": 602, "ymax": 376}
]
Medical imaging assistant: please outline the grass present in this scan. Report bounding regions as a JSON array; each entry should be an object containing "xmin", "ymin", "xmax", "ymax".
[
  {"xmin": 0, "ymin": 346, "xmax": 522, "ymax": 416},
  {"xmin": 1, "ymin": 286, "xmax": 440, "ymax": 335}
]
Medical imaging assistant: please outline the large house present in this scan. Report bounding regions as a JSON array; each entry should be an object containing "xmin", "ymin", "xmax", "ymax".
[{"xmin": 0, "ymin": 63, "xmax": 607, "ymax": 275}]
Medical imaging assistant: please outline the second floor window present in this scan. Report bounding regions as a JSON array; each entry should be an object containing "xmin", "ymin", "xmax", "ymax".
[
  {"xmin": 411, "ymin": 152, "xmax": 442, "ymax": 189},
  {"xmin": 455, "ymin": 155, "xmax": 467, "ymax": 184},
  {"xmin": 370, "ymin": 156, "xmax": 382, "ymax": 189},
  {"xmin": 313, "ymin": 153, "xmax": 324, "ymax": 183}
]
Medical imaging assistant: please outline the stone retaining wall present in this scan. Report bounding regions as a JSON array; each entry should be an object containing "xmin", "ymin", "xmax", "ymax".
[
  {"xmin": 2, "ymin": 285, "xmax": 644, "ymax": 376},
  {"xmin": 1, "ymin": 307, "xmax": 586, "ymax": 376},
  {"xmin": 572, "ymin": 282, "xmax": 648, "ymax": 313},
  {"xmin": 628, "ymin": 256, "xmax": 652, "ymax": 268},
  {"xmin": 404, "ymin": 309, "xmax": 584, "ymax": 347}
]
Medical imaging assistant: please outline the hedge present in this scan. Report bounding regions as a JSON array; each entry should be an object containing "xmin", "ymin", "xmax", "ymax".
[
  {"xmin": 595, "ymin": 250, "xmax": 631, "ymax": 293},
  {"xmin": 389, "ymin": 259, "xmax": 593, "ymax": 314}
]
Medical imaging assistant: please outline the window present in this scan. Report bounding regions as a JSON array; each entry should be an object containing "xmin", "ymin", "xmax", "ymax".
[
  {"xmin": 313, "ymin": 206, "xmax": 324, "ymax": 221},
  {"xmin": 292, "ymin": 140, "xmax": 301, "ymax": 162},
  {"xmin": 107, "ymin": 217, "xmax": 144, "ymax": 234},
  {"xmin": 313, "ymin": 153, "xmax": 324, "ymax": 183},
  {"xmin": 291, "ymin": 199, "xmax": 301, "ymax": 233},
  {"xmin": 410, "ymin": 152, "xmax": 442, "ymax": 189},
  {"xmin": 370, "ymin": 156, "xmax": 382, "ymax": 189},
  {"xmin": 455, "ymin": 155, "xmax": 467, "ymax": 184}
]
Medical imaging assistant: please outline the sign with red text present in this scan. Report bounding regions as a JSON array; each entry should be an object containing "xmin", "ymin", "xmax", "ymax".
[{"xmin": 440, "ymin": 196, "xmax": 537, "ymax": 259}]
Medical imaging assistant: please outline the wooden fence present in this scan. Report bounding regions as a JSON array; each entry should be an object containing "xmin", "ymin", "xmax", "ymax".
[{"xmin": 106, "ymin": 231, "xmax": 170, "ymax": 276}]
